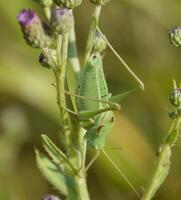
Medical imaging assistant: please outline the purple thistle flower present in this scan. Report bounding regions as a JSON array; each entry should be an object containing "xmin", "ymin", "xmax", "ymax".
[
  {"xmin": 17, "ymin": 9, "xmax": 38, "ymax": 27},
  {"xmin": 17, "ymin": 9, "xmax": 52, "ymax": 48}
]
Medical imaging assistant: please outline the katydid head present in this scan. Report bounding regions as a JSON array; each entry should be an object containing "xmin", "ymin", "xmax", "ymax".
[{"xmin": 89, "ymin": 52, "xmax": 102, "ymax": 68}]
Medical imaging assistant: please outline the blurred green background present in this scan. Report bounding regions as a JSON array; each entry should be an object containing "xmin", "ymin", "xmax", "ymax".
[{"xmin": 0, "ymin": 0, "xmax": 181, "ymax": 199}]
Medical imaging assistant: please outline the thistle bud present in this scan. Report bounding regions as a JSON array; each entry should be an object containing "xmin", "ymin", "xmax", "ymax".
[
  {"xmin": 93, "ymin": 31, "xmax": 107, "ymax": 53},
  {"xmin": 90, "ymin": 0, "xmax": 110, "ymax": 6},
  {"xmin": 42, "ymin": 195, "xmax": 60, "ymax": 200},
  {"xmin": 170, "ymin": 88, "xmax": 181, "ymax": 107},
  {"xmin": 169, "ymin": 27, "xmax": 181, "ymax": 48},
  {"xmin": 18, "ymin": 9, "xmax": 52, "ymax": 48},
  {"xmin": 53, "ymin": 0, "xmax": 82, "ymax": 9},
  {"xmin": 51, "ymin": 7, "xmax": 74, "ymax": 34},
  {"xmin": 33, "ymin": 0, "xmax": 53, "ymax": 7}
]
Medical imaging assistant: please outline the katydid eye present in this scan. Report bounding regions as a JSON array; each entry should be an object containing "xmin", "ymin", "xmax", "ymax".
[{"xmin": 93, "ymin": 54, "xmax": 97, "ymax": 59}]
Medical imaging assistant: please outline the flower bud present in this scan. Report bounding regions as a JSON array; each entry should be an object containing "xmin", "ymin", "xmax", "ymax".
[
  {"xmin": 33, "ymin": 0, "xmax": 53, "ymax": 7},
  {"xmin": 90, "ymin": 0, "xmax": 110, "ymax": 6},
  {"xmin": 51, "ymin": 7, "xmax": 74, "ymax": 34},
  {"xmin": 42, "ymin": 195, "xmax": 60, "ymax": 200},
  {"xmin": 169, "ymin": 27, "xmax": 181, "ymax": 48},
  {"xmin": 18, "ymin": 9, "xmax": 52, "ymax": 48},
  {"xmin": 93, "ymin": 31, "xmax": 107, "ymax": 53},
  {"xmin": 170, "ymin": 88, "xmax": 181, "ymax": 107},
  {"xmin": 53, "ymin": 0, "xmax": 82, "ymax": 9}
]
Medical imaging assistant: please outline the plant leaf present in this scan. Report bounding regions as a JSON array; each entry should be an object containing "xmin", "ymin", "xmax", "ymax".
[
  {"xmin": 35, "ymin": 149, "xmax": 68, "ymax": 195},
  {"xmin": 41, "ymin": 134, "xmax": 75, "ymax": 173}
]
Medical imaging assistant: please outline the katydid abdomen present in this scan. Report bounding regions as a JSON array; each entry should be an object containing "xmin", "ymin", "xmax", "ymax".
[{"xmin": 85, "ymin": 110, "xmax": 115, "ymax": 150}]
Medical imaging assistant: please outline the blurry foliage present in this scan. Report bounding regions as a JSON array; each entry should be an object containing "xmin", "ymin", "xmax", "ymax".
[{"xmin": 0, "ymin": 0, "xmax": 181, "ymax": 199}]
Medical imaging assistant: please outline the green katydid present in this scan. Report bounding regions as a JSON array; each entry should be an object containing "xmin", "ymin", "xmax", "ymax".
[
  {"xmin": 66, "ymin": 52, "xmax": 138, "ymax": 149},
  {"xmin": 65, "ymin": 52, "xmax": 141, "ymax": 198}
]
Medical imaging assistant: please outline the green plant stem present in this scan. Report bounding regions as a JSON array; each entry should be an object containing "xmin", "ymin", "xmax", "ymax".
[
  {"xmin": 84, "ymin": 5, "xmax": 102, "ymax": 64},
  {"xmin": 55, "ymin": 33, "xmax": 73, "ymax": 154},
  {"xmin": 68, "ymin": 26, "xmax": 81, "ymax": 75},
  {"xmin": 57, "ymin": 35, "xmax": 62, "ymax": 67},
  {"xmin": 141, "ymin": 117, "xmax": 181, "ymax": 200},
  {"xmin": 44, "ymin": 6, "xmax": 51, "ymax": 20},
  {"xmin": 75, "ymin": 174, "xmax": 90, "ymax": 200},
  {"xmin": 62, "ymin": 33, "xmax": 69, "ymax": 69}
]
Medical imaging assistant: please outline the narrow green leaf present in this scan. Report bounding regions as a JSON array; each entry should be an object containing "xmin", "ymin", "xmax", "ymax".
[
  {"xmin": 36, "ymin": 150, "xmax": 80, "ymax": 200},
  {"xmin": 141, "ymin": 145, "xmax": 171, "ymax": 200},
  {"xmin": 172, "ymin": 79, "xmax": 177, "ymax": 89},
  {"xmin": 35, "ymin": 149, "xmax": 68, "ymax": 195},
  {"xmin": 41, "ymin": 134, "xmax": 75, "ymax": 173}
]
